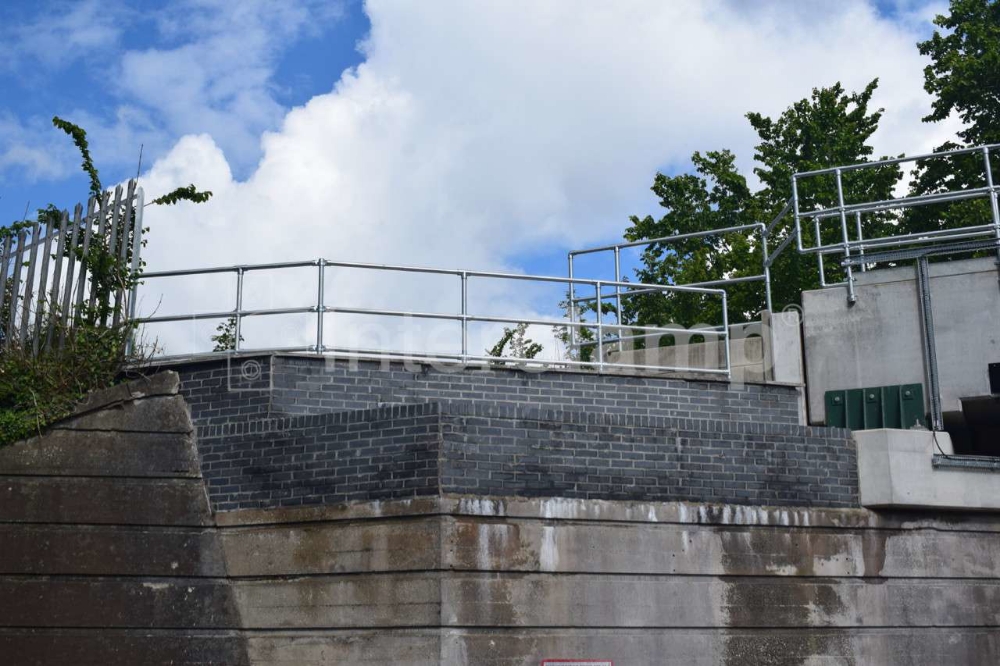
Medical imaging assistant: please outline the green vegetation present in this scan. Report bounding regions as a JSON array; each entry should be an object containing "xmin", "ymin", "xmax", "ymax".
[
  {"xmin": 486, "ymin": 322, "xmax": 543, "ymax": 366},
  {"xmin": 0, "ymin": 118, "xmax": 212, "ymax": 444},
  {"xmin": 211, "ymin": 316, "xmax": 243, "ymax": 352}
]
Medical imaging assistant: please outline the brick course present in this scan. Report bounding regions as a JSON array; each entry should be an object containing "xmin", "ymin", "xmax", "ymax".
[{"xmin": 174, "ymin": 354, "xmax": 803, "ymax": 430}]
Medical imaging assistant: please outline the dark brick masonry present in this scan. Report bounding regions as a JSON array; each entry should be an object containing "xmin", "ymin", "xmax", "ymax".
[
  {"xmin": 171, "ymin": 355, "xmax": 856, "ymax": 511},
  {"xmin": 174, "ymin": 354, "xmax": 803, "ymax": 429},
  {"xmin": 195, "ymin": 398, "xmax": 857, "ymax": 512}
]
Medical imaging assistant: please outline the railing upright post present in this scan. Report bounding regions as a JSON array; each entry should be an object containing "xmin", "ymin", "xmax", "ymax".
[
  {"xmin": 613, "ymin": 247, "xmax": 623, "ymax": 332},
  {"xmin": 721, "ymin": 290, "xmax": 731, "ymax": 380},
  {"xmin": 791, "ymin": 177, "xmax": 804, "ymax": 252},
  {"xmin": 813, "ymin": 217, "xmax": 827, "ymax": 287},
  {"xmin": 234, "ymin": 267, "xmax": 244, "ymax": 352},
  {"xmin": 835, "ymin": 168, "xmax": 857, "ymax": 303},
  {"xmin": 982, "ymin": 147, "xmax": 1000, "ymax": 271},
  {"xmin": 316, "ymin": 258, "xmax": 326, "ymax": 354},
  {"xmin": 855, "ymin": 212, "xmax": 866, "ymax": 273},
  {"xmin": 595, "ymin": 281, "xmax": 604, "ymax": 372},
  {"xmin": 567, "ymin": 254, "xmax": 577, "ymax": 357},
  {"xmin": 460, "ymin": 271, "xmax": 468, "ymax": 365},
  {"xmin": 761, "ymin": 225, "xmax": 772, "ymax": 312}
]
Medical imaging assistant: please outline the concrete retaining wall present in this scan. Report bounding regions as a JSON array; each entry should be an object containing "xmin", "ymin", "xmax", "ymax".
[
  {"xmin": 3, "ymin": 371, "xmax": 999, "ymax": 664},
  {"xmin": 0, "ymin": 373, "xmax": 249, "ymax": 665},
  {"xmin": 218, "ymin": 496, "xmax": 1000, "ymax": 666}
]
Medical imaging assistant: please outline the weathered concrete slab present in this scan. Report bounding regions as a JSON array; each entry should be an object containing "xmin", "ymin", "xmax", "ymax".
[
  {"xmin": 217, "ymin": 495, "xmax": 1000, "ymax": 533},
  {"xmin": 0, "ymin": 628, "xmax": 249, "ymax": 666},
  {"xmin": 55, "ymin": 394, "xmax": 192, "ymax": 433},
  {"xmin": 234, "ymin": 575, "xmax": 440, "ymax": 628},
  {"xmin": 221, "ymin": 518, "xmax": 441, "ymax": 576},
  {"xmin": 0, "ymin": 476, "xmax": 212, "ymax": 526},
  {"xmin": 67, "ymin": 371, "xmax": 180, "ymax": 419},
  {"xmin": 0, "ymin": 430, "xmax": 200, "ymax": 478},
  {"xmin": 246, "ymin": 630, "xmax": 439, "ymax": 666},
  {"xmin": 441, "ymin": 573, "xmax": 1000, "ymax": 628},
  {"xmin": 0, "ymin": 524, "xmax": 225, "ymax": 576},
  {"xmin": 442, "ymin": 516, "xmax": 1000, "ymax": 578},
  {"xmin": 442, "ymin": 627, "xmax": 1000, "ymax": 665},
  {"xmin": 0, "ymin": 578, "xmax": 240, "ymax": 628}
]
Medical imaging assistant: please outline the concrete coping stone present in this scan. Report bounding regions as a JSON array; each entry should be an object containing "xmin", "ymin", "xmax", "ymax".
[
  {"xmin": 68, "ymin": 371, "xmax": 180, "ymax": 419},
  {"xmin": 213, "ymin": 494, "xmax": 1000, "ymax": 533}
]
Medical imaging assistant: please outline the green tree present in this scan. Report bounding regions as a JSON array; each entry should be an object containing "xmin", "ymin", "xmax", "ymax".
[
  {"xmin": 623, "ymin": 81, "xmax": 900, "ymax": 329},
  {"xmin": 211, "ymin": 316, "xmax": 244, "ymax": 352},
  {"xmin": 486, "ymin": 322, "xmax": 542, "ymax": 366},
  {"xmin": 907, "ymin": 0, "xmax": 1000, "ymax": 234}
]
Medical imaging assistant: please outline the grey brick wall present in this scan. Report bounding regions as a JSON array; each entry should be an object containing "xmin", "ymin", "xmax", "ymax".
[
  {"xmin": 197, "ymin": 403, "xmax": 441, "ymax": 511},
  {"xmin": 190, "ymin": 395, "xmax": 857, "ymax": 512},
  {"xmin": 270, "ymin": 356, "xmax": 802, "ymax": 424},
  {"xmin": 439, "ymin": 402, "xmax": 857, "ymax": 507},
  {"xmin": 168, "ymin": 355, "xmax": 855, "ymax": 512},
  {"xmin": 171, "ymin": 354, "xmax": 802, "ymax": 428}
]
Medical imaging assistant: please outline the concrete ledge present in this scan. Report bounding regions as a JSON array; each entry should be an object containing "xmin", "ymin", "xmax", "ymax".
[{"xmin": 856, "ymin": 429, "xmax": 1000, "ymax": 511}]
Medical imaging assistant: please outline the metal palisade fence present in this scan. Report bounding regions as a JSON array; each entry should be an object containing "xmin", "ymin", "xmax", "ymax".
[{"xmin": 0, "ymin": 180, "xmax": 145, "ymax": 355}]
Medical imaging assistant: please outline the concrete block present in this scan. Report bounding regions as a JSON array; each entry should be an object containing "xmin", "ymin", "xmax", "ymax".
[
  {"xmin": 441, "ymin": 573, "xmax": 1000, "ymax": 628},
  {"xmin": 442, "ymin": 627, "xmax": 1000, "ymax": 666},
  {"xmin": 855, "ymin": 429, "xmax": 1000, "ymax": 510},
  {"xmin": 442, "ymin": 515, "xmax": 1000, "ymax": 578},
  {"xmin": 0, "ymin": 524, "xmax": 226, "ymax": 576},
  {"xmin": 234, "ymin": 575, "xmax": 440, "ymax": 628},
  {"xmin": 0, "ymin": 629, "xmax": 249, "ymax": 666},
  {"xmin": 56, "ymin": 395, "xmax": 193, "ymax": 433},
  {"xmin": 0, "ymin": 430, "xmax": 200, "ymax": 478},
  {"xmin": 221, "ymin": 518, "xmax": 441, "ymax": 576},
  {"xmin": 246, "ymin": 630, "xmax": 439, "ymax": 666},
  {"xmin": 0, "ymin": 578, "xmax": 240, "ymax": 628},
  {"xmin": 68, "ymin": 371, "xmax": 180, "ymax": 419},
  {"xmin": 0, "ymin": 477, "xmax": 212, "ymax": 526}
]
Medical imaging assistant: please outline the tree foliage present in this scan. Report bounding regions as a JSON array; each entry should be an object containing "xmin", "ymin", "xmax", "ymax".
[
  {"xmin": 152, "ymin": 184, "xmax": 214, "ymax": 206},
  {"xmin": 52, "ymin": 116, "xmax": 102, "ymax": 201},
  {"xmin": 907, "ymin": 0, "xmax": 1000, "ymax": 234},
  {"xmin": 487, "ymin": 322, "xmax": 543, "ymax": 366},
  {"xmin": 624, "ymin": 81, "xmax": 899, "ymax": 328},
  {"xmin": 211, "ymin": 316, "xmax": 243, "ymax": 352}
]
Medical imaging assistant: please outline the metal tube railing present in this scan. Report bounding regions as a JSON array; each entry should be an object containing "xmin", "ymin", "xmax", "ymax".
[{"xmin": 136, "ymin": 258, "xmax": 731, "ymax": 377}]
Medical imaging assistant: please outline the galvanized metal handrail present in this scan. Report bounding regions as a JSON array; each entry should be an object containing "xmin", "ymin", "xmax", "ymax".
[
  {"xmin": 792, "ymin": 143, "xmax": 1000, "ymax": 301},
  {"xmin": 567, "ymin": 222, "xmax": 773, "ymax": 329},
  {"xmin": 137, "ymin": 259, "xmax": 731, "ymax": 376}
]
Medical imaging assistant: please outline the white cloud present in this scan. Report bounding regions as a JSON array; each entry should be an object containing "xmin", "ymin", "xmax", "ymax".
[
  {"xmin": 113, "ymin": 0, "xmax": 346, "ymax": 172},
  {"xmin": 133, "ymin": 0, "xmax": 963, "ymax": 356},
  {"xmin": 3, "ymin": 0, "xmax": 123, "ymax": 69},
  {"xmin": 0, "ymin": 114, "xmax": 76, "ymax": 183},
  {"xmin": 1, "ymin": 0, "xmax": 347, "ymax": 181}
]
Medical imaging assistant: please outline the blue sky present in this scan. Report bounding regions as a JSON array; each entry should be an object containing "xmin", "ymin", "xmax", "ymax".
[
  {"xmin": 1, "ymin": 0, "xmax": 958, "ymax": 330},
  {"xmin": 0, "ymin": 0, "xmax": 369, "ymax": 225}
]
